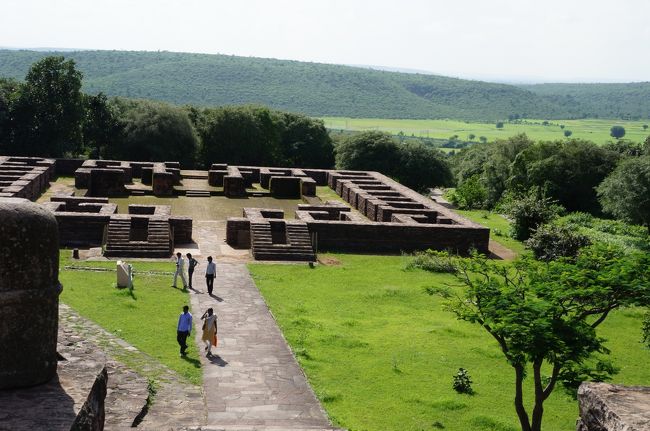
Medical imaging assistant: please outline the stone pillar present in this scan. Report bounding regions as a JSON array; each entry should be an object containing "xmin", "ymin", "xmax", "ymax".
[{"xmin": 0, "ymin": 197, "xmax": 62, "ymax": 389}]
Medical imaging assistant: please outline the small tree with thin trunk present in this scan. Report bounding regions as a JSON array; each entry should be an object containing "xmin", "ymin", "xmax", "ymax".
[
  {"xmin": 429, "ymin": 245, "xmax": 650, "ymax": 431},
  {"xmin": 610, "ymin": 125, "xmax": 626, "ymax": 139}
]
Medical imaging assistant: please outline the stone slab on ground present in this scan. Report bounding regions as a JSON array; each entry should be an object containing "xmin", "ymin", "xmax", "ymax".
[
  {"xmin": 188, "ymin": 264, "xmax": 338, "ymax": 430},
  {"xmin": 577, "ymin": 382, "xmax": 650, "ymax": 431}
]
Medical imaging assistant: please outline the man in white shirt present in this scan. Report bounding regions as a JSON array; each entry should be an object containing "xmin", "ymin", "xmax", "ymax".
[
  {"xmin": 205, "ymin": 255, "xmax": 216, "ymax": 295},
  {"xmin": 173, "ymin": 252, "xmax": 188, "ymax": 289}
]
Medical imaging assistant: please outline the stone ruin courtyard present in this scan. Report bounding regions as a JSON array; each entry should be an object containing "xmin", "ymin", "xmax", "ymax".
[{"xmin": 1, "ymin": 155, "xmax": 646, "ymax": 431}]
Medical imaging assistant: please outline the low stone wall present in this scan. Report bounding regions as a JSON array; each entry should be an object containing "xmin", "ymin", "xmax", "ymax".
[
  {"xmin": 55, "ymin": 158, "xmax": 85, "ymax": 176},
  {"xmin": 152, "ymin": 167, "xmax": 174, "ymax": 196},
  {"xmin": 226, "ymin": 217, "xmax": 251, "ymax": 248},
  {"xmin": 224, "ymin": 167, "xmax": 246, "ymax": 197},
  {"xmin": 170, "ymin": 217, "xmax": 193, "ymax": 244},
  {"xmin": 89, "ymin": 168, "xmax": 126, "ymax": 197},
  {"xmin": 269, "ymin": 176, "xmax": 301, "ymax": 198},
  {"xmin": 54, "ymin": 213, "xmax": 110, "ymax": 247},
  {"xmin": 307, "ymin": 220, "xmax": 489, "ymax": 254},
  {"xmin": 577, "ymin": 382, "xmax": 650, "ymax": 431},
  {"xmin": 208, "ymin": 169, "xmax": 227, "ymax": 187}
]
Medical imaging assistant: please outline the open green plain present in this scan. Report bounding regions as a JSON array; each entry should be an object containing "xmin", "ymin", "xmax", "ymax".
[
  {"xmin": 59, "ymin": 254, "xmax": 201, "ymax": 384},
  {"xmin": 249, "ymin": 254, "xmax": 650, "ymax": 431},
  {"xmin": 323, "ymin": 118, "xmax": 650, "ymax": 145}
]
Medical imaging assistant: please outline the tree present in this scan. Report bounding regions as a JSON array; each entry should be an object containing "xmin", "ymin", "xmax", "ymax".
[
  {"xmin": 563, "ymin": 130, "xmax": 572, "ymax": 138},
  {"xmin": 396, "ymin": 142, "xmax": 453, "ymax": 192},
  {"xmin": 431, "ymin": 245, "xmax": 650, "ymax": 431},
  {"xmin": 82, "ymin": 93, "xmax": 121, "ymax": 158},
  {"xmin": 643, "ymin": 124, "xmax": 648, "ymax": 130},
  {"xmin": 496, "ymin": 121, "xmax": 504, "ymax": 129},
  {"xmin": 525, "ymin": 223, "xmax": 591, "ymax": 262},
  {"xmin": 277, "ymin": 113, "xmax": 334, "ymax": 168},
  {"xmin": 560, "ymin": 124, "xmax": 565, "ymax": 129},
  {"xmin": 449, "ymin": 175, "xmax": 487, "ymax": 209},
  {"xmin": 610, "ymin": 125, "xmax": 626, "ymax": 139},
  {"xmin": 468, "ymin": 133, "xmax": 476, "ymax": 141},
  {"xmin": 107, "ymin": 98, "xmax": 199, "ymax": 167},
  {"xmin": 504, "ymin": 189, "xmax": 563, "ymax": 240},
  {"xmin": 0, "ymin": 78, "xmax": 20, "ymax": 153},
  {"xmin": 335, "ymin": 131, "xmax": 400, "ymax": 175},
  {"xmin": 479, "ymin": 136, "xmax": 488, "ymax": 143},
  {"xmin": 598, "ymin": 156, "xmax": 650, "ymax": 232},
  {"xmin": 10, "ymin": 56, "xmax": 84, "ymax": 157}
]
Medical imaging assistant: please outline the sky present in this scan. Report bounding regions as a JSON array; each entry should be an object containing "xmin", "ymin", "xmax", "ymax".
[{"xmin": 2, "ymin": 0, "xmax": 649, "ymax": 83}]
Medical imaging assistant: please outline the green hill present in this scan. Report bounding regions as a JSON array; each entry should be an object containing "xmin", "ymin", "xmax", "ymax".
[{"xmin": 0, "ymin": 49, "xmax": 648, "ymax": 121}]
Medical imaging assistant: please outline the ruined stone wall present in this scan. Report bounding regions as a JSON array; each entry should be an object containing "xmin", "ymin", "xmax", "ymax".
[
  {"xmin": 170, "ymin": 217, "xmax": 193, "ymax": 244},
  {"xmin": 577, "ymin": 382, "xmax": 650, "ymax": 431}
]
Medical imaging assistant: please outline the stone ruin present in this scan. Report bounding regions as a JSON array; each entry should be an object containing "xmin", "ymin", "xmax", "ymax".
[
  {"xmin": 0, "ymin": 156, "xmax": 55, "ymax": 200},
  {"xmin": 226, "ymin": 168, "xmax": 490, "ymax": 261},
  {"xmin": 42, "ymin": 195, "xmax": 192, "ymax": 258},
  {"xmin": 577, "ymin": 382, "xmax": 650, "ymax": 431}
]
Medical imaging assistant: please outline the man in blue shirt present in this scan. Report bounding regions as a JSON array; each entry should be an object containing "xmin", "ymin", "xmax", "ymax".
[{"xmin": 177, "ymin": 305, "xmax": 193, "ymax": 356}]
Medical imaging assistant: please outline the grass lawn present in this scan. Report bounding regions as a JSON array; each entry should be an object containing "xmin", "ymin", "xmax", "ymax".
[
  {"xmin": 249, "ymin": 254, "xmax": 650, "ymax": 431},
  {"xmin": 322, "ymin": 117, "xmax": 650, "ymax": 145},
  {"xmin": 455, "ymin": 209, "xmax": 528, "ymax": 256},
  {"xmin": 58, "ymin": 254, "xmax": 201, "ymax": 384}
]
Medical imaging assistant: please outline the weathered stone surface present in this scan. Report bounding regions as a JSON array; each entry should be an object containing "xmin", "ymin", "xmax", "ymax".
[
  {"xmin": 0, "ymin": 197, "xmax": 61, "ymax": 389},
  {"xmin": 69, "ymin": 367, "xmax": 108, "ymax": 431},
  {"xmin": 88, "ymin": 168, "xmax": 126, "ymax": 197},
  {"xmin": 269, "ymin": 176, "xmax": 301, "ymax": 198},
  {"xmin": 577, "ymin": 382, "xmax": 650, "ymax": 431}
]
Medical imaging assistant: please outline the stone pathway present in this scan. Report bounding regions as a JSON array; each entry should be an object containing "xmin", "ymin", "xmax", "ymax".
[
  {"xmin": 59, "ymin": 304, "xmax": 206, "ymax": 429},
  {"xmin": 188, "ymin": 264, "xmax": 337, "ymax": 430}
]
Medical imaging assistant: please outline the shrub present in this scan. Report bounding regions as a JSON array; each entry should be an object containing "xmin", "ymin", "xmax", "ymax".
[
  {"xmin": 504, "ymin": 190, "xmax": 564, "ymax": 240},
  {"xmin": 526, "ymin": 224, "xmax": 591, "ymax": 261},
  {"xmin": 452, "ymin": 368, "xmax": 474, "ymax": 394},
  {"xmin": 406, "ymin": 250, "xmax": 457, "ymax": 274},
  {"xmin": 449, "ymin": 175, "xmax": 487, "ymax": 210}
]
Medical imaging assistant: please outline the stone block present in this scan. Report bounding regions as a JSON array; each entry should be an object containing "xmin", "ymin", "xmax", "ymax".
[
  {"xmin": 153, "ymin": 171, "xmax": 174, "ymax": 196},
  {"xmin": 577, "ymin": 382, "xmax": 650, "ymax": 431},
  {"xmin": 88, "ymin": 168, "xmax": 126, "ymax": 197},
  {"xmin": 269, "ymin": 176, "xmax": 301, "ymax": 198}
]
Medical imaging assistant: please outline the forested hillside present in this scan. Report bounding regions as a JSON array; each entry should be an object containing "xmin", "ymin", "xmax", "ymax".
[{"xmin": 0, "ymin": 49, "xmax": 648, "ymax": 120}]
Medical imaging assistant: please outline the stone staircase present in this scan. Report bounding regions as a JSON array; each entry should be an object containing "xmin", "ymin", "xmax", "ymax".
[
  {"xmin": 104, "ymin": 216, "xmax": 172, "ymax": 258},
  {"xmin": 185, "ymin": 189, "xmax": 211, "ymax": 197},
  {"xmin": 250, "ymin": 221, "xmax": 316, "ymax": 261}
]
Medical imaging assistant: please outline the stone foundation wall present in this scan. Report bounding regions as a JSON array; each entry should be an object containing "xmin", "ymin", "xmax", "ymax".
[
  {"xmin": 55, "ymin": 158, "xmax": 85, "ymax": 176},
  {"xmin": 89, "ymin": 168, "xmax": 126, "ymax": 197},
  {"xmin": 269, "ymin": 176, "xmax": 301, "ymax": 198},
  {"xmin": 170, "ymin": 217, "xmax": 193, "ymax": 244},
  {"xmin": 577, "ymin": 382, "xmax": 650, "ymax": 431},
  {"xmin": 54, "ymin": 213, "xmax": 110, "ymax": 247},
  {"xmin": 226, "ymin": 217, "xmax": 251, "ymax": 248},
  {"xmin": 307, "ymin": 220, "xmax": 489, "ymax": 254}
]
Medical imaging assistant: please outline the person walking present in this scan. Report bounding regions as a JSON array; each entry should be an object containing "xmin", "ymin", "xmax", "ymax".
[
  {"xmin": 173, "ymin": 252, "xmax": 187, "ymax": 289},
  {"xmin": 205, "ymin": 256, "xmax": 216, "ymax": 295},
  {"xmin": 201, "ymin": 308, "xmax": 218, "ymax": 356},
  {"xmin": 177, "ymin": 305, "xmax": 192, "ymax": 356},
  {"xmin": 186, "ymin": 253, "xmax": 198, "ymax": 289}
]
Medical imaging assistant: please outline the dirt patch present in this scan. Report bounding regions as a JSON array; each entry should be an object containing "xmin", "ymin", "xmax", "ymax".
[{"xmin": 318, "ymin": 256, "xmax": 342, "ymax": 266}]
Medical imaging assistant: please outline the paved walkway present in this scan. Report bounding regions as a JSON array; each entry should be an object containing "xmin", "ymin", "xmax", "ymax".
[{"xmin": 188, "ymin": 264, "xmax": 335, "ymax": 430}]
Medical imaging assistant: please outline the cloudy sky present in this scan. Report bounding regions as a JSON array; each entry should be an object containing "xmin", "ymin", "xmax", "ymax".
[{"xmin": 2, "ymin": 0, "xmax": 649, "ymax": 83}]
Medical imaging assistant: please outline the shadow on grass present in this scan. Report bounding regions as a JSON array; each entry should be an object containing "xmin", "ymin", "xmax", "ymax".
[{"xmin": 181, "ymin": 355, "xmax": 202, "ymax": 369}]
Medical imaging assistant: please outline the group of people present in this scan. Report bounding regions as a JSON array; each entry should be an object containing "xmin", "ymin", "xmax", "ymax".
[
  {"xmin": 174, "ymin": 251, "xmax": 219, "ymax": 357},
  {"xmin": 176, "ymin": 305, "xmax": 219, "ymax": 357},
  {"xmin": 172, "ymin": 252, "xmax": 217, "ymax": 295}
]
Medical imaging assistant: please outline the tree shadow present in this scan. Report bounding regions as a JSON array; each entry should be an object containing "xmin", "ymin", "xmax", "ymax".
[{"xmin": 206, "ymin": 354, "xmax": 228, "ymax": 367}]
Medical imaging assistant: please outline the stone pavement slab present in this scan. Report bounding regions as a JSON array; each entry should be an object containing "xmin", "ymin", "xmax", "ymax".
[{"xmin": 188, "ymin": 264, "xmax": 337, "ymax": 430}]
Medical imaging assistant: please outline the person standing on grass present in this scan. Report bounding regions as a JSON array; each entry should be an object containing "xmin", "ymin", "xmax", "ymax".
[
  {"xmin": 201, "ymin": 308, "xmax": 218, "ymax": 356},
  {"xmin": 205, "ymin": 256, "xmax": 216, "ymax": 295},
  {"xmin": 173, "ymin": 252, "xmax": 187, "ymax": 289},
  {"xmin": 186, "ymin": 253, "xmax": 199, "ymax": 289},
  {"xmin": 177, "ymin": 305, "xmax": 192, "ymax": 356}
]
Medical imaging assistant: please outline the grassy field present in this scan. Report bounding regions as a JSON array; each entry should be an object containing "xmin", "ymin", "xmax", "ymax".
[
  {"xmin": 59, "ymin": 254, "xmax": 202, "ymax": 384},
  {"xmin": 323, "ymin": 117, "xmax": 650, "ymax": 145},
  {"xmin": 455, "ymin": 210, "xmax": 528, "ymax": 256},
  {"xmin": 249, "ymin": 254, "xmax": 650, "ymax": 431}
]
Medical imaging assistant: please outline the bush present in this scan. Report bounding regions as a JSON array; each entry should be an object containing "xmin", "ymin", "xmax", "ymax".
[
  {"xmin": 406, "ymin": 250, "xmax": 457, "ymax": 274},
  {"xmin": 452, "ymin": 368, "xmax": 474, "ymax": 394},
  {"xmin": 526, "ymin": 224, "xmax": 591, "ymax": 262},
  {"xmin": 504, "ymin": 189, "xmax": 564, "ymax": 240},
  {"xmin": 449, "ymin": 175, "xmax": 487, "ymax": 209}
]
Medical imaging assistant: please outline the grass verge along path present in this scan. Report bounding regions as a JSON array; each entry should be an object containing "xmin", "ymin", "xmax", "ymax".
[
  {"xmin": 249, "ymin": 253, "xmax": 650, "ymax": 431},
  {"xmin": 59, "ymin": 255, "xmax": 201, "ymax": 384}
]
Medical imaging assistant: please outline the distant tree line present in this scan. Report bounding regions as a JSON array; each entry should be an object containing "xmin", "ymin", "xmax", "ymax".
[
  {"xmin": 0, "ymin": 56, "xmax": 334, "ymax": 170},
  {"xmin": 450, "ymin": 133, "xmax": 650, "ymax": 231}
]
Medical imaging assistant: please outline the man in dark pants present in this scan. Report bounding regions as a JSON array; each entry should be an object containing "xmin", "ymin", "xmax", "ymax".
[
  {"xmin": 205, "ymin": 256, "xmax": 216, "ymax": 295},
  {"xmin": 177, "ymin": 305, "xmax": 192, "ymax": 356},
  {"xmin": 186, "ymin": 253, "xmax": 198, "ymax": 289}
]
